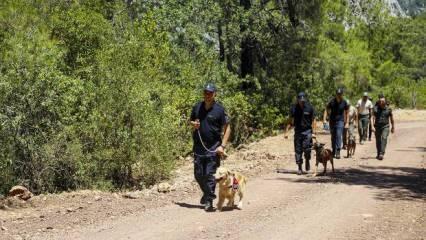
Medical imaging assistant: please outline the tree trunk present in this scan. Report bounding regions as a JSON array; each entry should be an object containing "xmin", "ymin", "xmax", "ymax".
[
  {"xmin": 218, "ymin": 20, "xmax": 225, "ymax": 62},
  {"xmin": 287, "ymin": 0, "xmax": 298, "ymax": 28},
  {"xmin": 240, "ymin": 0, "xmax": 254, "ymax": 78}
]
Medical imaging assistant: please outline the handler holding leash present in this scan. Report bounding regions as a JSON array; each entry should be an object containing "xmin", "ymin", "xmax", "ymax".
[
  {"xmin": 285, "ymin": 92, "xmax": 316, "ymax": 175},
  {"xmin": 190, "ymin": 83, "xmax": 231, "ymax": 211}
]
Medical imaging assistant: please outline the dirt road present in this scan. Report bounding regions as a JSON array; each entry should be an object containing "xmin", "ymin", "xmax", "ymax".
[{"xmin": 25, "ymin": 120, "xmax": 423, "ymax": 240}]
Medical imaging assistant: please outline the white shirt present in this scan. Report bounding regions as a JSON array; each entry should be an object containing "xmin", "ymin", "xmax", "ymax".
[{"xmin": 356, "ymin": 99, "xmax": 373, "ymax": 115}]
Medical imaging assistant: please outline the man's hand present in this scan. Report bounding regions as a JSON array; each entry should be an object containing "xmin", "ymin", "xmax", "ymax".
[
  {"xmin": 284, "ymin": 132, "xmax": 289, "ymax": 139},
  {"xmin": 344, "ymin": 122, "xmax": 349, "ymax": 129},
  {"xmin": 391, "ymin": 126, "xmax": 395, "ymax": 134},
  {"xmin": 216, "ymin": 145, "xmax": 225, "ymax": 156},
  {"xmin": 371, "ymin": 126, "xmax": 376, "ymax": 132},
  {"xmin": 190, "ymin": 119, "xmax": 200, "ymax": 130}
]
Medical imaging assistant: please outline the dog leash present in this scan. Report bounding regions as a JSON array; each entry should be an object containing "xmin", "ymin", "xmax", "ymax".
[
  {"xmin": 197, "ymin": 129, "xmax": 219, "ymax": 154},
  {"xmin": 196, "ymin": 129, "xmax": 228, "ymax": 162}
]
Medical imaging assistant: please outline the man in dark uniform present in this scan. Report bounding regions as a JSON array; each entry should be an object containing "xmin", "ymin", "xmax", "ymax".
[
  {"xmin": 323, "ymin": 88, "xmax": 349, "ymax": 159},
  {"xmin": 285, "ymin": 92, "xmax": 316, "ymax": 175},
  {"xmin": 371, "ymin": 95, "xmax": 395, "ymax": 160},
  {"xmin": 189, "ymin": 83, "xmax": 231, "ymax": 211}
]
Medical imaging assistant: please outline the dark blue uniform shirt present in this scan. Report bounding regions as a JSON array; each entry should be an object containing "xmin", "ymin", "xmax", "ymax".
[
  {"xmin": 327, "ymin": 98, "xmax": 349, "ymax": 123},
  {"xmin": 190, "ymin": 101, "xmax": 229, "ymax": 155},
  {"xmin": 290, "ymin": 103, "xmax": 315, "ymax": 133}
]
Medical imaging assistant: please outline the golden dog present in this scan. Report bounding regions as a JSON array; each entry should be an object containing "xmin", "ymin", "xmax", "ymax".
[{"xmin": 214, "ymin": 167, "xmax": 247, "ymax": 211}]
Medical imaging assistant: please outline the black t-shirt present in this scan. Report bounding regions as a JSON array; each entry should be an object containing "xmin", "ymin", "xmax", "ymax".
[
  {"xmin": 373, "ymin": 105, "xmax": 393, "ymax": 127},
  {"xmin": 327, "ymin": 98, "xmax": 349, "ymax": 123},
  {"xmin": 190, "ymin": 101, "xmax": 229, "ymax": 155},
  {"xmin": 290, "ymin": 103, "xmax": 315, "ymax": 133}
]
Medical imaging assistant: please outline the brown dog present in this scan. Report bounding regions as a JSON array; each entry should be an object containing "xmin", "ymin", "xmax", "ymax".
[
  {"xmin": 312, "ymin": 142, "xmax": 335, "ymax": 176},
  {"xmin": 346, "ymin": 136, "xmax": 356, "ymax": 158}
]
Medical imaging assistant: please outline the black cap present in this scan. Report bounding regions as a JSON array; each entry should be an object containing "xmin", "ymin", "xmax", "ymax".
[
  {"xmin": 204, "ymin": 83, "xmax": 216, "ymax": 92},
  {"xmin": 336, "ymin": 88, "xmax": 344, "ymax": 95},
  {"xmin": 297, "ymin": 92, "xmax": 306, "ymax": 102},
  {"xmin": 378, "ymin": 93, "xmax": 385, "ymax": 99}
]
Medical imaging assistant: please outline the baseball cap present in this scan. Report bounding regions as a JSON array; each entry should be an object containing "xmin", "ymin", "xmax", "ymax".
[
  {"xmin": 204, "ymin": 83, "xmax": 216, "ymax": 92},
  {"xmin": 363, "ymin": 92, "xmax": 368, "ymax": 97},
  {"xmin": 297, "ymin": 92, "xmax": 306, "ymax": 102},
  {"xmin": 336, "ymin": 88, "xmax": 344, "ymax": 95}
]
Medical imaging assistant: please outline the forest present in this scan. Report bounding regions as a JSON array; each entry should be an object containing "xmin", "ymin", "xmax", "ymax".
[{"xmin": 0, "ymin": 0, "xmax": 424, "ymax": 194}]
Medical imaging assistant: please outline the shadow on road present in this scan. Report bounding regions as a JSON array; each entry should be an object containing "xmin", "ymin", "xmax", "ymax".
[
  {"xmin": 274, "ymin": 165, "xmax": 425, "ymax": 202},
  {"xmin": 174, "ymin": 202, "xmax": 204, "ymax": 209},
  {"xmin": 395, "ymin": 147, "xmax": 426, "ymax": 152},
  {"xmin": 276, "ymin": 169, "xmax": 299, "ymax": 174},
  {"xmin": 174, "ymin": 202, "xmax": 237, "ymax": 212}
]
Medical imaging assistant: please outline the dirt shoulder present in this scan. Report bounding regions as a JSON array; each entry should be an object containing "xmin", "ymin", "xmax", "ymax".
[{"xmin": 0, "ymin": 124, "xmax": 293, "ymax": 240}]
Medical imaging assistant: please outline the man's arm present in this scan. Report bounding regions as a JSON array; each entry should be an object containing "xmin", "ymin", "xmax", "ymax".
[
  {"xmin": 344, "ymin": 109, "xmax": 349, "ymax": 128},
  {"xmin": 323, "ymin": 109, "xmax": 328, "ymax": 123},
  {"xmin": 390, "ymin": 112, "xmax": 395, "ymax": 134},
  {"xmin": 221, "ymin": 123, "xmax": 231, "ymax": 146},
  {"xmin": 312, "ymin": 118, "xmax": 317, "ymax": 136},
  {"xmin": 189, "ymin": 105, "xmax": 200, "ymax": 130},
  {"xmin": 356, "ymin": 100, "xmax": 361, "ymax": 114},
  {"xmin": 215, "ymin": 123, "xmax": 231, "ymax": 156},
  {"xmin": 370, "ymin": 114, "xmax": 376, "ymax": 132},
  {"xmin": 284, "ymin": 118, "xmax": 294, "ymax": 139},
  {"xmin": 216, "ymin": 110, "xmax": 231, "ymax": 156},
  {"xmin": 354, "ymin": 111, "xmax": 358, "ymax": 127}
]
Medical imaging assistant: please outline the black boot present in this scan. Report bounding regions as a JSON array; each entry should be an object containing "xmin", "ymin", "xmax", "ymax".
[
  {"xmin": 305, "ymin": 161, "xmax": 310, "ymax": 172},
  {"xmin": 200, "ymin": 196, "xmax": 206, "ymax": 205},
  {"xmin": 204, "ymin": 200, "xmax": 214, "ymax": 212},
  {"xmin": 297, "ymin": 164, "xmax": 303, "ymax": 175}
]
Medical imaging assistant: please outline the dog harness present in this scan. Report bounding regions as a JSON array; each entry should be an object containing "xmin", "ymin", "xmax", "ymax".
[{"xmin": 228, "ymin": 175, "xmax": 239, "ymax": 192}]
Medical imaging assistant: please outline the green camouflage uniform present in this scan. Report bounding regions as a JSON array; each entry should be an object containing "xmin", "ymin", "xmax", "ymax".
[{"xmin": 373, "ymin": 105, "xmax": 393, "ymax": 156}]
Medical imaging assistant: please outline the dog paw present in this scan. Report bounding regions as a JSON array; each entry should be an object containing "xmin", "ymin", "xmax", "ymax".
[{"xmin": 237, "ymin": 203, "xmax": 243, "ymax": 210}]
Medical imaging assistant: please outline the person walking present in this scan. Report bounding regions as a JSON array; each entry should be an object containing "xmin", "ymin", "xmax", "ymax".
[
  {"xmin": 371, "ymin": 95, "xmax": 395, "ymax": 160},
  {"xmin": 343, "ymin": 100, "xmax": 357, "ymax": 149},
  {"xmin": 189, "ymin": 83, "xmax": 231, "ymax": 211},
  {"xmin": 285, "ymin": 92, "xmax": 316, "ymax": 175},
  {"xmin": 356, "ymin": 92, "xmax": 373, "ymax": 144},
  {"xmin": 323, "ymin": 88, "xmax": 349, "ymax": 159},
  {"xmin": 368, "ymin": 96, "xmax": 374, "ymax": 141}
]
